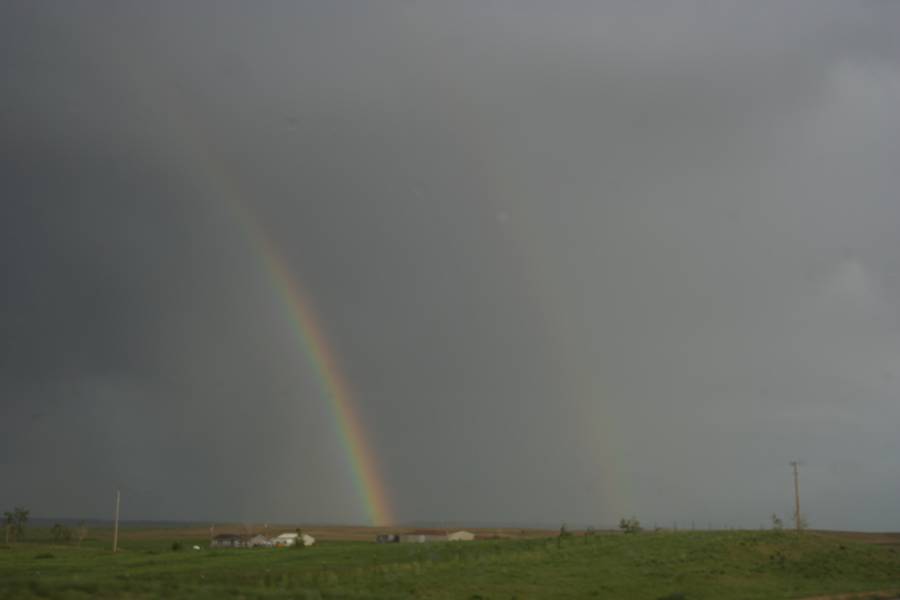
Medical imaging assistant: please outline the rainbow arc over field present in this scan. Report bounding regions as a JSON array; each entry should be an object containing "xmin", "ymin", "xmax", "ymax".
[
  {"xmin": 156, "ymin": 118, "xmax": 393, "ymax": 527},
  {"xmin": 115, "ymin": 42, "xmax": 396, "ymax": 525},
  {"xmin": 237, "ymin": 206, "xmax": 394, "ymax": 527}
]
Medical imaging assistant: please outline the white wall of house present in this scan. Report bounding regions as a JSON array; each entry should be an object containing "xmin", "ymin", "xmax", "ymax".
[
  {"xmin": 273, "ymin": 533, "xmax": 298, "ymax": 547},
  {"xmin": 248, "ymin": 535, "xmax": 271, "ymax": 547},
  {"xmin": 272, "ymin": 532, "xmax": 314, "ymax": 547}
]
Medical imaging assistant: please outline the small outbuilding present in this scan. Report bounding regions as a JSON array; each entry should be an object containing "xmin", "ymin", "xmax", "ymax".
[{"xmin": 447, "ymin": 530, "xmax": 475, "ymax": 541}]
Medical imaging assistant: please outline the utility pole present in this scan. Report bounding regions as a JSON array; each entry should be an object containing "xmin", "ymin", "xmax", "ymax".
[
  {"xmin": 790, "ymin": 461, "xmax": 801, "ymax": 532},
  {"xmin": 112, "ymin": 489, "xmax": 120, "ymax": 553}
]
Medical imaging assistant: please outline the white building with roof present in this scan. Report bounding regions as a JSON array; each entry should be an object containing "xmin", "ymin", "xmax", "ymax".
[{"xmin": 273, "ymin": 532, "xmax": 315, "ymax": 547}]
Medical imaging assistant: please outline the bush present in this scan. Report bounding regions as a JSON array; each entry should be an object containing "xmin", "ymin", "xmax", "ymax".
[
  {"xmin": 770, "ymin": 514, "xmax": 784, "ymax": 531},
  {"xmin": 171, "ymin": 541, "xmax": 183, "ymax": 552},
  {"xmin": 50, "ymin": 524, "xmax": 72, "ymax": 543},
  {"xmin": 619, "ymin": 517, "xmax": 642, "ymax": 534},
  {"xmin": 4, "ymin": 507, "xmax": 29, "ymax": 543}
]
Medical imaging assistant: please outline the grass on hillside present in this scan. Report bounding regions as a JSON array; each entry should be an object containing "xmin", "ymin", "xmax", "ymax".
[{"xmin": 1, "ymin": 529, "xmax": 899, "ymax": 599}]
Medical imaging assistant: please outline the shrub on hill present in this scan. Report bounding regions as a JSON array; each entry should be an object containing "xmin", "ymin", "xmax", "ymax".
[
  {"xmin": 50, "ymin": 524, "xmax": 72, "ymax": 543},
  {"xmin": 619, "ymin": 517, "xmax": 643, "ymax": 534}
]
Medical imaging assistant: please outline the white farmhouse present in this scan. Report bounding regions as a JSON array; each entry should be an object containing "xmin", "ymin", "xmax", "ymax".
[
  {"xmin": 273, "ymin": 532, "xmax": 316, "ymax": 547},
  {"xmin": 273, "ymin": 533, "xmax": 297, "ymax": 547}
]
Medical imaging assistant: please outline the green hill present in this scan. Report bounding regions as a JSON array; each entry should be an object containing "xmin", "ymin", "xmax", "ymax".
[{"xmin": 2, "ymin": 529, "xmax": 899, "ymax": 599}]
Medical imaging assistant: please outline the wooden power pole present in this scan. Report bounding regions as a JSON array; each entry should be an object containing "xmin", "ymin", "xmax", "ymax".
[
  {"xmin": 112, "ymin": 490, "xmax": 121, "ymax": 553},
  {"xmin": 790, "ymin": 461, "xmax": 801, "ymax": 532}
]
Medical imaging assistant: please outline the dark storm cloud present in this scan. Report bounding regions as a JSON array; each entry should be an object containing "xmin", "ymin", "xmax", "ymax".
[{"xmin": 2, "ymin": 1, "xmax": 900, "ymax": 529}]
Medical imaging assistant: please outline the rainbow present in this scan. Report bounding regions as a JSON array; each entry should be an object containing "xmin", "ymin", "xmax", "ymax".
[
  {"xmin": 242, "ymin": 216, "xmax": 394, "ymax": 526},
  {"xmin": 115, "ymin": 53, "xmax": 394, "ymax": 524}
]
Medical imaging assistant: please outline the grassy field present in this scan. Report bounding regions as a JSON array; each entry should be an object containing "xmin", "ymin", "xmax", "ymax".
[{"xmin": 2, "ymin": 527, "xmax": 899, "ymax": 599}]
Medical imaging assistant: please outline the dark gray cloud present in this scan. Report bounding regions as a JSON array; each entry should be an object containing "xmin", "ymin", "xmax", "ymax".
[{"xmin": 2, "ymin": 1, "xmax": 899, "ymax": 530}]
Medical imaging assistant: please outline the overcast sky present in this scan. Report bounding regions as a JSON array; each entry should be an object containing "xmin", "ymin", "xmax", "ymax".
[{"xmin": 2, "ymin": 2, "xmax": 900, "ymax": 530}]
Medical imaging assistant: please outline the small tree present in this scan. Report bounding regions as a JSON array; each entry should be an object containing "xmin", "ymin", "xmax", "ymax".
[
  {"xmin": 619, "ymin": 517, "xmax": 642, "ymax": 534},
  {"xmin": 556, "ymin": 523, "xmax": 572, "ymax": 548},
  {"xmin": 770, "ymin": 513, "xmax": 783, "ymax": 531},
  {"xmin": 3, "ymin": 511, "xmax": 12, "ymax": 545},
  {"xmin": 4, "ymin": 507, "xmax": 29, "ymax": 542},
  {"xmin": 50, "ymin": 523, "xmax": 72, "ymax": 543},
  {"xmin": 294, "ymin": 528, "xmax": 305, "ymax": 549},
  {"xmin": 15, "ymin": 507, "xmax": 29, "ymax": 540}
]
